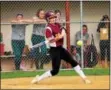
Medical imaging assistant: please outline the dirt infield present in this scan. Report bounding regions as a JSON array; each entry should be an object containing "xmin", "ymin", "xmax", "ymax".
[{"xmin": 1, "ymin": 76, "xmax": 109, "ymax": 89}]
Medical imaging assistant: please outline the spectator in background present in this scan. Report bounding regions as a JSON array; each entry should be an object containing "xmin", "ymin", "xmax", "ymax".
[
  {"xmin": 76, "ymin": 25, "xmax": 89, "ymax": 47},
  {"xmin": 55, "ymin": 9, "xmax": 65, "ymax": 27},
  {"xmin": 70, "ymin": 45, "xmax": 81, "ymax": 65},
  {"xmin": 11, "ymin": 14, "xmax": 30, "ymax": 70},
  {"xmin": 97, "ymin": 15, "xmax": 110, "ymax": 68},
  {"xmin": 75, "ymin": 25, "xmax": 90, "ymax": 57},
  {"xmin": 55, "ymin": 10, "xmax": 62, "ymax": 23},
  {"xmin": 30, "ymin": 9, "xmax": 48, "ymax": 69}
]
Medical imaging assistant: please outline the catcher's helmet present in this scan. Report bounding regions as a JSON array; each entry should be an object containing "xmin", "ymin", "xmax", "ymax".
[{"xmin": 45, "ymin": 11, "xmax": 57, "ymax": 21}]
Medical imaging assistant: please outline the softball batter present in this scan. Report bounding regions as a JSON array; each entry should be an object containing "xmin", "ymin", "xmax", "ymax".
[{"xmin": 31, "ymin": 11, "xmax": 91, "ymax": 84}]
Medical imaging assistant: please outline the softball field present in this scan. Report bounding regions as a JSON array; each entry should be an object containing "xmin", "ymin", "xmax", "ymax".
[{"xmin": 1, "ymin": 76, "xmax": 109, "ymax": 89}]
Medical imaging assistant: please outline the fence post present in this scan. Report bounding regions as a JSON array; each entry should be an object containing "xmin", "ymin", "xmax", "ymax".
[
  {"xmin": 80, "ymin": 0, "xmax": 84, "ymax": 69},
  {"xmin": 65, "ymin": 1, "xmax": 71, "ymax": 68}
]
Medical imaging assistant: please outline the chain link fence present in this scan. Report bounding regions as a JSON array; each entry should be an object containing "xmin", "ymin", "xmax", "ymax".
[{"xmin": 0, "ymin": 1, "xmax": 110, "ymax": 71}]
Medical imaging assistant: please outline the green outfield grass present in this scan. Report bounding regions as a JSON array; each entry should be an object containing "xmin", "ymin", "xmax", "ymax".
[{"xmin": 1, "ymin": 68, "xmax": 110, "ymax": 79}]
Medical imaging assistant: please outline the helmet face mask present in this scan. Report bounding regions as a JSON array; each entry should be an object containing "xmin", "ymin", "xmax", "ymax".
[{"xmin": 49, "ymin": 15, "xmax": 57, "ymax": 19}]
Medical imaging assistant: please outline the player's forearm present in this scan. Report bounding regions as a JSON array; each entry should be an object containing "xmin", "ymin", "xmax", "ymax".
[
  {"xmin": 55, "ymin": 30, "xmax": 65, "ymax": 40},
  {"xmin": 48, "ymin": 34, "xmax": 65, "ymax": 43},
  {"xmin": 46, "ymin": 29, "xmax": 66, "ymax": 43}
]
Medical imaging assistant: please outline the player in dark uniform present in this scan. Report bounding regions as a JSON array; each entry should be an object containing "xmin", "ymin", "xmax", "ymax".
[{"xmin": 31, "ymin": 11, "xmax": 91, "ymax": 84}]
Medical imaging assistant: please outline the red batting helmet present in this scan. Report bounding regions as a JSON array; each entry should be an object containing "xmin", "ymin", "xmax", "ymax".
[{"xmin": 45, "ymin": 11, "xmax": 57, "ymax": 21}]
